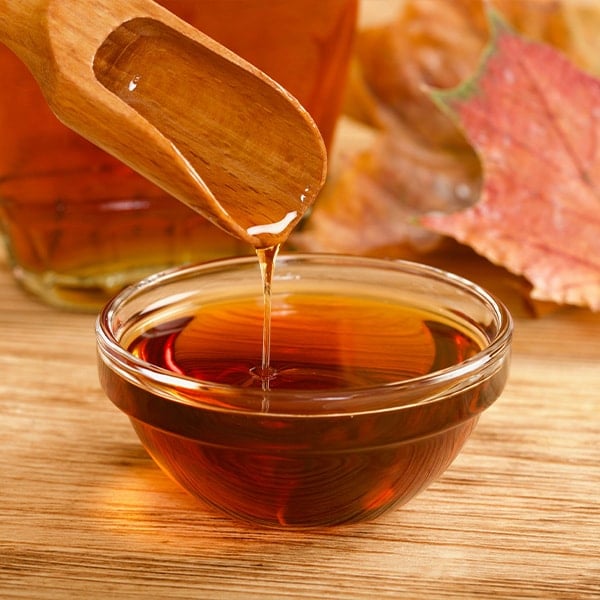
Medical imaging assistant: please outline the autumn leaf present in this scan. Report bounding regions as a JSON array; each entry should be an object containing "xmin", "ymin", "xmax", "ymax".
[{"xmin": 421, "ymin": 10, "xmax": 600, "ymax": 310}]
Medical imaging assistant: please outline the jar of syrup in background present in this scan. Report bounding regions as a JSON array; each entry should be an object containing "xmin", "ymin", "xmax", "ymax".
[{"xmin": 0, "ymin": 0, "xmax": 358, "ymax": 310}]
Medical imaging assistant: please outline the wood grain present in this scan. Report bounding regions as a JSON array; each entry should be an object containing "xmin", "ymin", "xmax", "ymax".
[{"xmin": 1, "ymin": 239, "xmax": 599, "ymax": 599}]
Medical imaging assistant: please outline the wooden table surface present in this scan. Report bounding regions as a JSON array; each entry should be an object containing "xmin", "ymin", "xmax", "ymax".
[{"xmin": 1, "ymin": 239, "xmax": 599, "ymax": 599}]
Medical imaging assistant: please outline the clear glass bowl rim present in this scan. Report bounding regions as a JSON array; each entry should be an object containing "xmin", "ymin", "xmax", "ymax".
[{"xmin": 96, "ymin": 253, "xmax": 513, "ymax": 416}]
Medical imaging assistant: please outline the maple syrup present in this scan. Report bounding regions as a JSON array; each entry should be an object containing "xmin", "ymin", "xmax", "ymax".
[
  {"xmin": 255, "ymin": 246, "xmax": 280, "ymax": 389},
  {"xmin": 125, "ymin": 289, "xmax": 483, "ymax": 390},
  {"xmin": 97, "ymin": 270, "xmax": 506, "ymax": 527}
]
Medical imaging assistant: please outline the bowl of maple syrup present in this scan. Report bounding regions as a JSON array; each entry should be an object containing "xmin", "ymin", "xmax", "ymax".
[{"xmin": 96, "ymin": 253, "xmax": 512, "ymax": 528}]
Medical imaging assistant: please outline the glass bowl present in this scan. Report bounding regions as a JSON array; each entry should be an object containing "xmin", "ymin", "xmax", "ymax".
[{"xmin": 96, "ymin": 253, "xmax": 512, "ymax": 528}]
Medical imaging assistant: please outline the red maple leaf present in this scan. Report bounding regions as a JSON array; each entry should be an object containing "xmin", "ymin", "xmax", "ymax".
[{"xmin": 421, "ymin": 10, "xmax": 600, "ymax": 310}]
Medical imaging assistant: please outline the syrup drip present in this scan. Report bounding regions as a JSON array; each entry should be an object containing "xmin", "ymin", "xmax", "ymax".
[{"xmin": 256, "ymin": 244, "xmax": 280, "ymax": 394}]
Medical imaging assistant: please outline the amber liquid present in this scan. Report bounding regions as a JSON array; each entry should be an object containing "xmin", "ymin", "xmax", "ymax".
[
  {"xmin": 98, "ymin": 285, "xmax": 505, "ymax": 527},
  {"xmin": 128, "ymin": 292, "xmax": 481, "ymax": 389}
]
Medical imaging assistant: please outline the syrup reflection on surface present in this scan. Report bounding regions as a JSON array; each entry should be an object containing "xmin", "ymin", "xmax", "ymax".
[{"xmin": 91, "ymin": 442, "xmax": 215, "ymax": 535}]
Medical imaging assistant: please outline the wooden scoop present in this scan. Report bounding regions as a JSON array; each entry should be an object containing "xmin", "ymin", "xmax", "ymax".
[{"xmin": 0, "ymin": 0, "xmax": 327, "ymax": 247}]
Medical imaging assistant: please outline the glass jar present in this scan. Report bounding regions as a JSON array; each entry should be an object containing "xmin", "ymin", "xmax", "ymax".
[{"xmin": 0, "ymin": 0, "xmax": 357, "ymax": 310}]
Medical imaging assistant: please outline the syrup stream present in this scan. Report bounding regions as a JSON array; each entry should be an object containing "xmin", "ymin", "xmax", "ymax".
[{"xmin": 256, "ymin": 244, "xmax": 280, "ymax": 395}]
